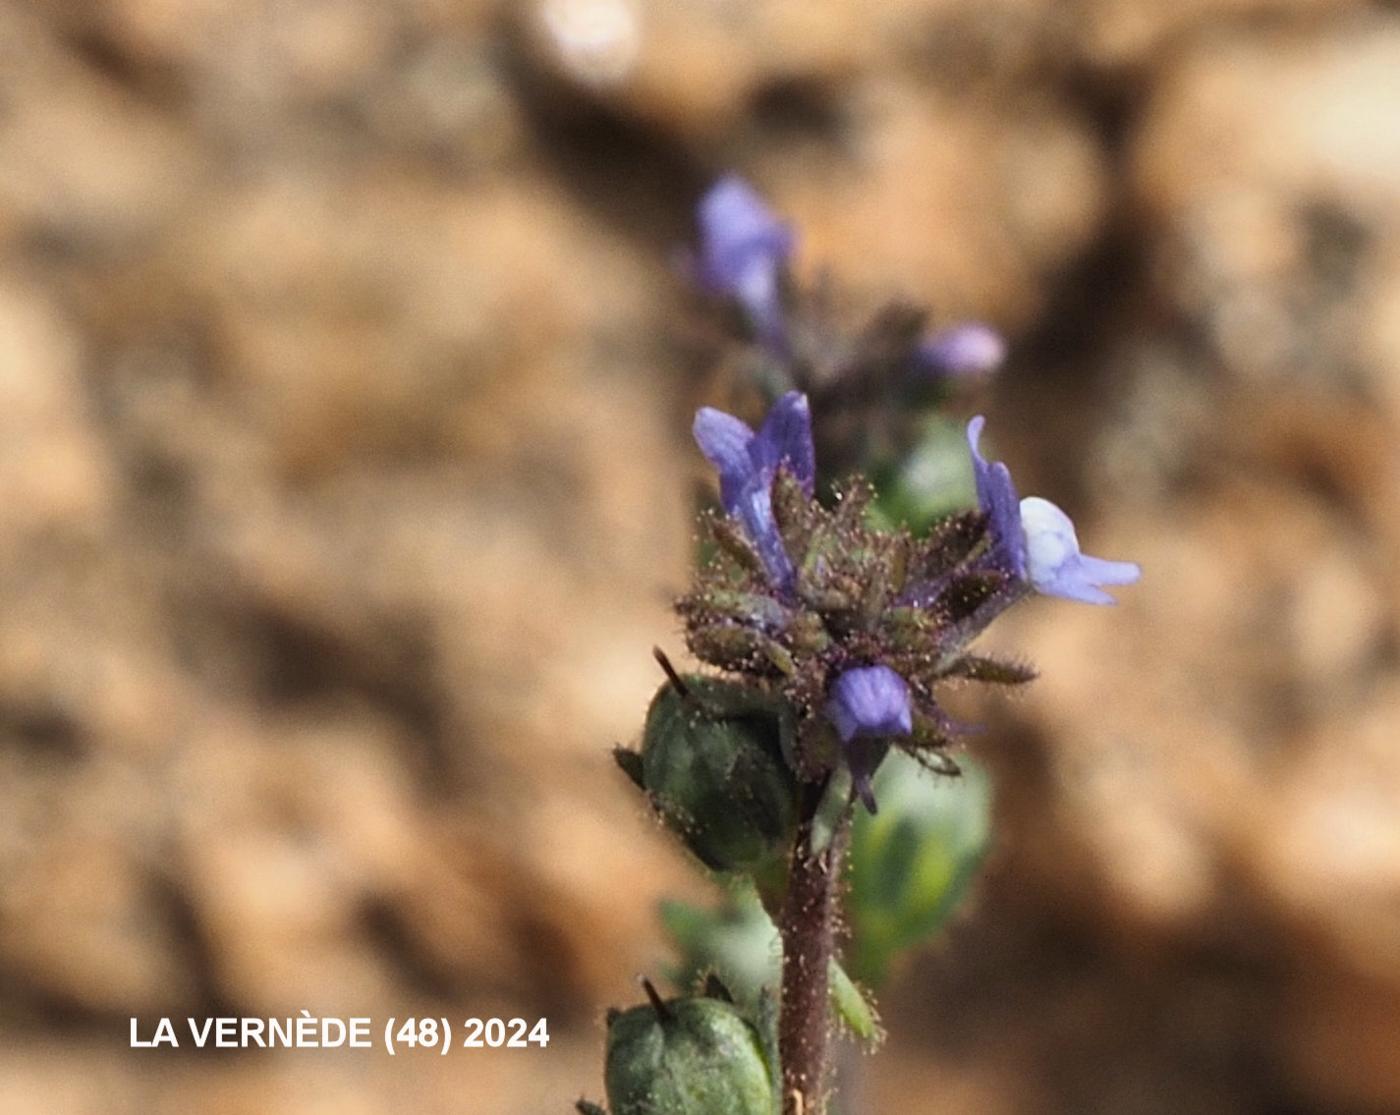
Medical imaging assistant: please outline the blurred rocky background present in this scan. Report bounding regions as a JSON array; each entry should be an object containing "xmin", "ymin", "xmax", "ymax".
[{"xmin": 1, "ymin": 1, "xmax": 1398, "ymax": 1112}]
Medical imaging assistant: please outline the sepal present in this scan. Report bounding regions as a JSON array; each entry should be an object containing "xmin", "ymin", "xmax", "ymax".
[
  {"xmin": 829, "ymin": 960, "xmax": 882, "ymax": 1045},
  {"xmin": 939, "ymin": 654, "xmax": 1038, "ymax": 686},
  {"xmin": 612, "ymin": 746, "xmax": 645, "ymax": 790}
]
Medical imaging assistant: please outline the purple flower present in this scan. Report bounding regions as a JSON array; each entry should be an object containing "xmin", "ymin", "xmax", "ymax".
[
  {"xmin": 693, "ymin": 391, "xmax": 815, "ymax": 589},
  {"xmin": 826, "ymin": 665, "xmax": 914, "ymax": 812},
  {"xmin": 916, "ymin": 323, "xmax": 1006, "ymax": 378},
  {"xmin": 967, "ymin": 416, "xmax": 1141, "ymax": 604},
  {"xmin": 695, "ymin": 175, "xmax": 795, "ymax": 349},
  {"xmin": 827, "ymin": 665, "xmax": 913, "ymax": 741}
]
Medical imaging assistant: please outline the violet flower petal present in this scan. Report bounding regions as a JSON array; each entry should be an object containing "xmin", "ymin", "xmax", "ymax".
[
  {"xmin": 1019, "ymin": 496, "xmax": 1141, "ymax": 605},
  {"xmin": 753, "ymin": 391, "xmax": 815, "ymax": 496},
  {"xmin": 826, "ymin": 665, "xmax": 913, "ymax": 814},
  {"xmin": 966, "ymin": 416, "xmax": 1026, "ymax": 578},
  {"xmin": 826, "ymin": 665, "xmax": 913, "ymax": 743},
  {"xmin": 733, "ymin": 479, "xmax": 795, "ymax": 589},
  {"xmin": 693, "ymin": 406, "xmax": 758, "ymax": 511}
]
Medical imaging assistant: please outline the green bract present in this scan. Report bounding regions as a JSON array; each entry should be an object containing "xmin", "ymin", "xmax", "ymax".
[{"xmin": 605, "ymin": 994, "xmax": 777, "ymax": 1115}]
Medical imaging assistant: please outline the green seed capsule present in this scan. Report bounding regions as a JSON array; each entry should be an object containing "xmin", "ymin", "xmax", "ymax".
[
  {"xmin": 639, "ymin": 677, "xmax": 797, "ymax": 873},
  {"xmin": 605, "ymin": 993, "xmax": 777, "ymax": 1115}
]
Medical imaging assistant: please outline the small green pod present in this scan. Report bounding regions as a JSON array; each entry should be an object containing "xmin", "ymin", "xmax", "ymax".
[
  {"xmin": 605, "ymin": 994, "xmax": 777, "ymax": 1115},
  {"xmin": 638, "ymin": 676, "xmax": 797, "ymax": 873}
]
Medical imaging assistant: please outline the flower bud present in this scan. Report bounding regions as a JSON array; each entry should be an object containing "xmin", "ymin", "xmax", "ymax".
[
  {"xmin": 636, "ymin": 675, "xmax": 798, "ymax": 873},
  {"xmin": 605, "ymin": 989, "xmax": 778, "ymax": 1115},
  {"xmin": 915, "ymin": 323, "xmax": 1006, "ymax": 378}
]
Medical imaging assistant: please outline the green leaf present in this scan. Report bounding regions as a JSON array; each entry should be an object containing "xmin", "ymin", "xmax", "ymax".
[
  {"xmin": 659, "ymin": 886, "xmax": 779, "ymax": 1005},
  {"xmin": 845, "ymin": 750, "xmax": 993, "ymax": 987},
  {"xmin": 867, "ymin": 416, "xmax": 976, "ymax": 536},
  {"xmin": 660, "ymin": 883, "xmax": 879, "ymax": 1047}
]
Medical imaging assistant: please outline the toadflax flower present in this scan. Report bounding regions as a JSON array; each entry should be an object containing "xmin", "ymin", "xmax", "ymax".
[
  {"xmin": 967, "ymin": 416, "xmax": 1141, "ymax": 604},
  {"xmin": 826, "ymin": 665, "xmax": 913, "ymax": 811},
  {"xmin": 693, "ymin": 391, "xmax": 814, "ymax": 590},
  {"xmin": 695, "ymin": 175, "xmax": 794, "ymax": 350}
]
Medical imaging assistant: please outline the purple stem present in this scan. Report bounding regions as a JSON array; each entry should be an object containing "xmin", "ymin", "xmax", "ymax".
[{"xmin": 778, "ymin": 784, "xmax": 848, "ymax": 1115}]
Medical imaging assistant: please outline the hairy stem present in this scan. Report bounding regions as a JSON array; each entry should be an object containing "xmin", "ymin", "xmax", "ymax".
[{"xmin": 778, "ymin": 785, "xmax": 847, "ymax": 1115}]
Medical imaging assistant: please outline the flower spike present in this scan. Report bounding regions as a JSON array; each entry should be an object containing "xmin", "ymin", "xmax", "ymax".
[{"xmin": 683, "ymin": 401, "xmax": 1138, "ymax": 821}]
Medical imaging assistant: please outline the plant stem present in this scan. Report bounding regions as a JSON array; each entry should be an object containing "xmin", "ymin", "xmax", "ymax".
[{"xmin": 778, "ymin": 785, "xmax": 847, "ymax": 1115}]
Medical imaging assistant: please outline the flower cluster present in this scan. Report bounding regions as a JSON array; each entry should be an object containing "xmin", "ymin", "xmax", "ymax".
[
  {"xmin": 583, "ymin": 172, "xmax": 1145, "ymax": 1115},
  {"xmin": 683, "ymin": 393, "xmax": 1139, "ymax": 811}
]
